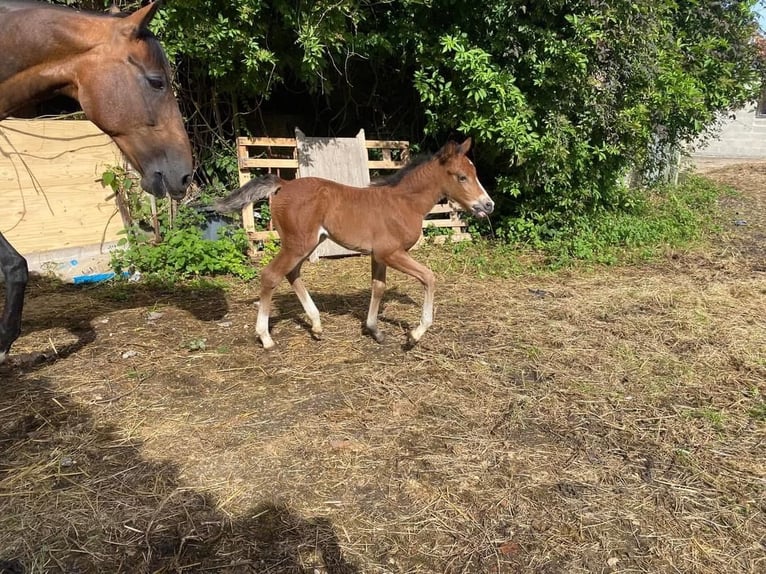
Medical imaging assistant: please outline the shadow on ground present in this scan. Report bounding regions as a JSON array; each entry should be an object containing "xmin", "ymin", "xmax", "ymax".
[
  {"xmin": 0, "ymin": 274, "xmax": 229, "ymax": 374},
  {"xmin": 0, "ymin": 366, "xmax": 357, "ymax": 573}
]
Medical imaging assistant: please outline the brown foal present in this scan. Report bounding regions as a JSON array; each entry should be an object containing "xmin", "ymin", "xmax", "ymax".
[{"xmin": 215, "ymin": 138, "xmax": 494, "ymax": 349}]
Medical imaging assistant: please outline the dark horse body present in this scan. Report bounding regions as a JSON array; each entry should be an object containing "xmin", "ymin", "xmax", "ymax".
[
  {"xmin": 0, "ymin": 0, "xmax": 193, "ymax": 364},
  {"xmin": 215, "ymin": 139, "xmax": 494, "ymax": 349}
]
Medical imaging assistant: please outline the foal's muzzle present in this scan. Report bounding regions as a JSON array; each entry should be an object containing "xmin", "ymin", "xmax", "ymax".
[{"xmin": 471, "ymin": 197, "xmax": 495, "ymax": 218}]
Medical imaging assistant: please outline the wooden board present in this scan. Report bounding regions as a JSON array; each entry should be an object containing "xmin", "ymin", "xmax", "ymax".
[
  {"xmin": 296, "ymin": 128, "xmax": 369, "ymax": 258},
  {"xmin": 0, "ymin": 119, "xmax": 123, "ymax": 255}
]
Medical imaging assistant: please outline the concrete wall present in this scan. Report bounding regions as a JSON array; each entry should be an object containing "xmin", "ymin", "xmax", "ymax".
[{"xmin": 694, "ymin": 103, "xmax": 766, "ymax": 159}]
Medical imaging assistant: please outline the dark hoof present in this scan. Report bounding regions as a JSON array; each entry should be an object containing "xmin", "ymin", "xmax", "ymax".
[
  {"xmin": 402, "ymin": 335, "xmax": 418, "ymax": 351},
  {"xmin": 363, "ymin": 327, "xmax": 385, "ymax": 344}
]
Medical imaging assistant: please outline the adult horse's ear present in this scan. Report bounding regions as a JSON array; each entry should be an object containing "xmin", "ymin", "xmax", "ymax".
[
  {"xmin": 456, "ymin": 137, "xmax": 472, "ymax": 155},
  {"xmin": 121, "ymin": 0, "xmax": 161, "ymax": 36}
]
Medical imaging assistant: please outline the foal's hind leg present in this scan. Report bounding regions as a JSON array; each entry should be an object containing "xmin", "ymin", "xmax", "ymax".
[
  {"xmin": 381, "ymin": 250, "xmax": 435, "ymax": 345},
  {"xmin": 255, "ymin": 249, "xmax": 306, "ymax": 349},
  {"xmin": 364, "ymin": 257, "xmax": 387, "ymax": 343},
  {"xmin": 286, "ymin": 263, "xmax": 323, "ymax": 340}
]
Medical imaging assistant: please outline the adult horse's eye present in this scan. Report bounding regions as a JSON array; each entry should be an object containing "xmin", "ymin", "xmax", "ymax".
[{"xmin": 147, "ymin": 76, "xmax": 165, "ymax": 91}]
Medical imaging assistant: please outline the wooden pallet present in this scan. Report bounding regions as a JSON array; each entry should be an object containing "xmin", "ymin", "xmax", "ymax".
[{"xmin": 235, "ymin": 135, "xmax": 470, "ymax": 253}]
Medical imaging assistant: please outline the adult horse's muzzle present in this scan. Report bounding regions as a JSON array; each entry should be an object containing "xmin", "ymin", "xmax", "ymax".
[
  {"xmin": 471, "ymin": 197, "xmax": 495, "ymax": 218},
  {"xmin": 142, "ymin": 169, "xmax": 192, "ymax": 201}
]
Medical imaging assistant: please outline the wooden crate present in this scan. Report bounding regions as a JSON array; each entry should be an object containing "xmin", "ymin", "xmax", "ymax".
[{"xmin": 235, "ymin": 135, "xmax": 470, "ymax": 252}]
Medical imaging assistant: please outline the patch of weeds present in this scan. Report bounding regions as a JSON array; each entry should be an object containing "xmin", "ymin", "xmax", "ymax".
[
  {"xmin": 185, "ymin": 338, "xmax": 207, "ymax": 352},
  {"xmin": 421, "ymin": 224, "xmax": 454, "ymax": 242},
  {"xmin": 107, "ymin": 179, "xmax": 256, "ymax": 281},
  {"xmin": 260, "ymin": 237, "xmax": 281, "ymax": 267},
  {"xmin": 749, "ymin": 402, "xmax": 766, "ymax": 422},
  {"xmin": 684, "ymin": 406, "xmax": 726, "ymax": 430},
  {"xmin": 493, "ymin": 174, "xmax": 726, "ymax": 269}
]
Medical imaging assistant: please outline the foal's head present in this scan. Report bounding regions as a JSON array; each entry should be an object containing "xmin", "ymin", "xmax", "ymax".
[{"xmin": 436, "ymin": 139, "xmax": 494, "ymax": 218}]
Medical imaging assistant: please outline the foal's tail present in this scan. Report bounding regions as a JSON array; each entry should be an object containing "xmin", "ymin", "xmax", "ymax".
[{"xmin": 213, "ymin": 174, "xmax": 282, "ymax": 213}]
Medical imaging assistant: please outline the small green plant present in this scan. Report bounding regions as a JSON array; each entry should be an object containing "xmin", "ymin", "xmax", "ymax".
[
  {"xmin": 104, "ymin": 166, "xmax": 257, "ymax": 281},
  {"xmin": 422, "ymin": 224, "xmax": 454, "ymax": 240},
  {"xmin": 684, "ymin": 406, "xmax": 726, "ymax": 431},
  {"xmin": 750, "ymin": 402, "xmax": 766, "ymax": 422},
  {"xmin": 185, "ymin": 338, "xmax": 207, "ymax": 351},
  {"xmin": 259, "ymin": 236, "xmax": 281, "ymax": 266},
  {"xmin": 496, "ymin": 174, "xmax": 725, "ymax": 269}
]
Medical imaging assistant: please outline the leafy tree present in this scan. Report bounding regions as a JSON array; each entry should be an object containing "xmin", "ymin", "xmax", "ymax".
[
  {"xmin": 411, "ymin": 1, "xmax": 763, "ymax": 240},
  {"xmin": 45, "ymin": 1, "xmax": 766, "ymax": 247}
]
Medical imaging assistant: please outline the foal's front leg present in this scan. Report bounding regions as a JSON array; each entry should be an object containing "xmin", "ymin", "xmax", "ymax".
[
  {"xmin": 0, "ymin": 233, "xmax": 29, "ymax": 364},
  {"xmin": 287, "ymin": 264, "xmax": 323, "ymax": 340},
  {"xmin": 381, "ymin": 250, "xmax": 435, "ymax": 345},
  {"xmin": 255, "ymin": 249, "xmax": 310, "ymax": 349},
  {"xmin": 364, "ymin": 257, "xmax": 387, "ymax": 343}
]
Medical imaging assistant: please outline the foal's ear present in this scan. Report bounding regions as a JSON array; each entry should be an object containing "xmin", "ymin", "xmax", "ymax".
[
  {"xmin": 121, "ymin": 0, "xmax": 161, "ymax": 36},
  {"xmin": 456, "ymin": 138, "xmax": 472, "ymax": 155}
]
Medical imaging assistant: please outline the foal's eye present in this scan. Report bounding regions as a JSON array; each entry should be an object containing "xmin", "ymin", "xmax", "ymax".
[
  {"xmin": 457, "ymin": 174, "xmax": 468, "ymax": 183},
  {"xmin": 147, "ymin": 76, "xmax": 165, "ymax": 91}
]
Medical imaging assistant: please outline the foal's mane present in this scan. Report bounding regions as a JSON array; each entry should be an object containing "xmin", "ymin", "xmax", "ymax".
[{"xmin": 370, "ymin": 154, "xmax": 433, "ymax": 188}]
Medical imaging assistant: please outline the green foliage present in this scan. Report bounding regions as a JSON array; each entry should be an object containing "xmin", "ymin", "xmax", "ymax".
[
  {"xmin": 111, "ymin": 219, "xmax": 256, "ymax": 282},
  {"xmin": 427, "ymin": 174, "xmax": 727, "ymax": 274},
  {"xmin": 259, "ymin": 237, "xmax": 281, "ymax": 267},
  {"xmin": 507, "ymin": 175, "xmax": 725, "ymax": 268},
  {"xmin": 422, "ymin": 224, "xmax": 453, "ymax": 238},
  {"xmin": 111, "ymin": 223, "xmax": 256, "ymax": 282},
  {"xmin": 104, "ymin": 167, "xmax": 256, "ymax": 281},
  {"xmin": 412, "ymin": 0, "xmax": 762, "ymax": 235}
]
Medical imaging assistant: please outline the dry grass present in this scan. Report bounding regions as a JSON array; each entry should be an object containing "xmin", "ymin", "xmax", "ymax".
[{"xmin": 1, "ymin": 164, "xmax": 765, "ymax": 573}]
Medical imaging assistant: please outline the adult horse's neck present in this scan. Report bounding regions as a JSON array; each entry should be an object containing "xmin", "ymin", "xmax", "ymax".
[{"xmin": 0, "ymin": 5, "xmax": 110, "ymax": 118}]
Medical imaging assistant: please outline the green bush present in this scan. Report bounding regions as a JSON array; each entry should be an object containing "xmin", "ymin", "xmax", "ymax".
[{"xmin": 104, "ymin": 174, "xmax": 256, "ymax": 282}]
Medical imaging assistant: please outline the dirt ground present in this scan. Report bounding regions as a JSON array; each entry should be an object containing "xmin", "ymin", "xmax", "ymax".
[{"xmin": 1, "ymin": 162, "xmax": 765, "ymax": 573}]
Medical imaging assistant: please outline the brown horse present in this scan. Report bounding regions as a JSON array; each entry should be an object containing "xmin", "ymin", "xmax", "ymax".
[
  {"xmin": 0, "ymin": 0, "xmax": 193, "ymax": 364},
  {"xmin": 215, "ymin": 138, "xmax": 494, "ymax": 349}
]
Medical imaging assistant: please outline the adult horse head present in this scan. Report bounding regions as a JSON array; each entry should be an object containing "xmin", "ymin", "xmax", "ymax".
[
  {"xmin": 0, "ymin": 0, "xmax": 193, "ymax": 198},
  {"xmin": 0, "ymin": 0, "xmax": 193, "ymax": 364}
]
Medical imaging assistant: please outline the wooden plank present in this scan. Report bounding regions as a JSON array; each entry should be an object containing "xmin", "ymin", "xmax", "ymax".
[
  {"xmin": 423, "ymin": 219, "xmax": 467, "ymax": 228},
  {"xmin": 248, "ymin": 230, "xmax": 280, "ymax": 242},
  {"xmin": 239, "ymin": 158, "xmax": 300, "ymax": 169},
  {"xmin": 238, "ymin": 137, "xmax": 298, "ymax": 146},
  {"xmin": 368, "ymin": 160, "xmax": 407, "ymax": 169},
  {"xmin": 0, "ymin": 119, "xmax": 123, "ymax": 255},
  {"xmin": 429, "ymin": 203, "xmax": 463, "ymax": 214},
  {"xmin": 364, "ymin": 140, "xmax": 410, "ymax": 149}
]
